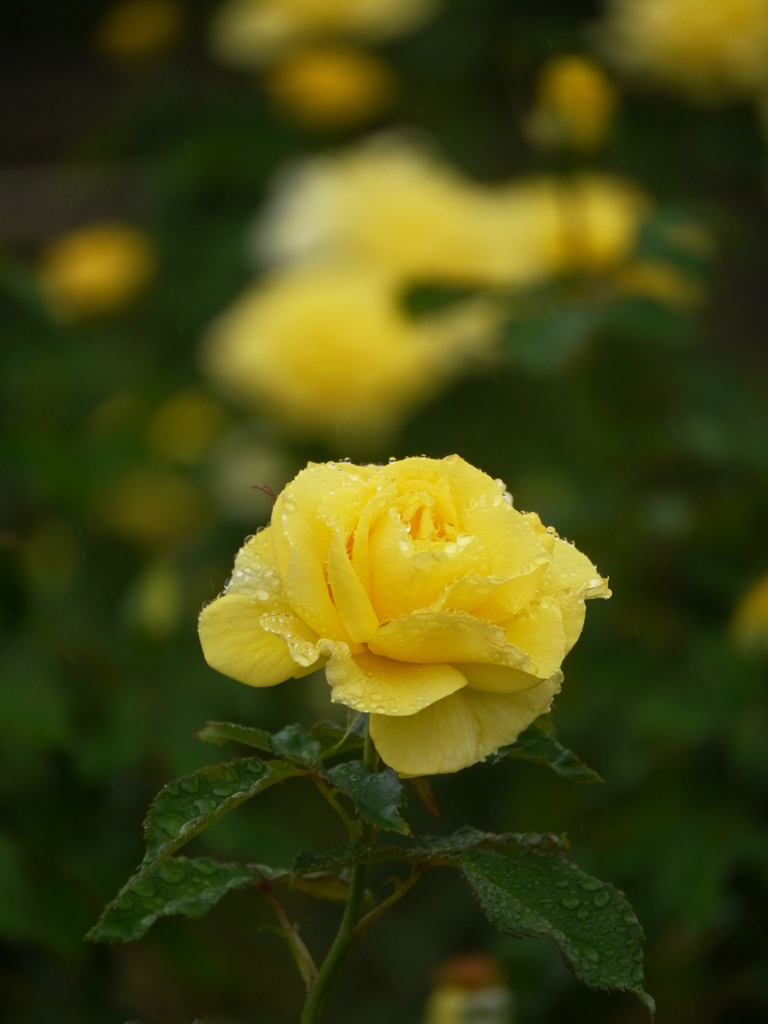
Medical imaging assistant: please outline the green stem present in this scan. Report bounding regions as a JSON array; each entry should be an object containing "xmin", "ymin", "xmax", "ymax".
[
  {"xmin": 312, "ymin": 775, "xmax": 359, "ymax": 843},
  {"xmin": 299, "ymin": 728, "xmax": 378, "ymax": 1024}
]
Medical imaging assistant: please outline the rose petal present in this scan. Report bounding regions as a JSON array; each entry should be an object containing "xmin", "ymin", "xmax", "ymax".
[
  {"xmin": 369, "ymin": 610, "xmax": 530, "ymax": 670},
  {"xmin": 369, "ymin": 671, "xmax": 563, "ymax": 775},
  {"xmin": 456, "ymin": 662, "xmax": 544, "ymax": 693},
  {"xmin": 322, "ymin": 643, "xmax": 466, "ymax": 716},
  {"xmin": 504, "ymin": 597, "xmax": 567, "ymax": 678},
  {"xmin": 199, "ymin": 592, "xmax": 303, "ymax": 687},
  {"xmin": 326, "ymin": 528, "xmax": 379, "ymax": 643},
  {"xmin": 539, "ymin": 535, "xmax": 610, "ymax": 600}
]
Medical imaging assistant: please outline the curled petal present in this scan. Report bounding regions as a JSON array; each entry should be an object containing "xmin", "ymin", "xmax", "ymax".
[
  {"xmin": 199, "ymin": 593, "xmax": 304, "ymax": 687},
  {"xmin": 321, "ymin": 642, "xmax": 466, "ymax": 716},
  {"xmin": 369, "ymin": 672, "xmax": 563, "ymax": 775},
  {"xmin": 369, "ymin": 610, "xmax": 530, "ymax": 670},
  {"xmin": 326, "ymin": 528, "xmax": 379, "ymax": 643}
]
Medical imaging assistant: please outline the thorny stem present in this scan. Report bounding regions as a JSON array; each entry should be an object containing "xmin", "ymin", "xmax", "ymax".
[{"xmin": 298, "ymin": 728, "xmax": 379, "ymax": 1024}]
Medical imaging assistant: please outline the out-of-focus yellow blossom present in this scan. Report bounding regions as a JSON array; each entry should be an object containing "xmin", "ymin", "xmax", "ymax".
[
  {"xmin": 145, "ymin": 389, "xmax": 229, "ymax": 464},
  {"xmin": 123, "ymin": 559, "xmax": 184, "ymax": 637},
  {"xmin": 525, "ymin": 54, "xmax": 618, "ymax": 152},
  {"xmin": 546, "ymin": 174, "xmax": 649, "ymax": 274},
  {"xmin": 615, "ymin": 260, "xmax": 705, "ymax": 310},
  {"xmin": 252, "ymin": 135, "xmax": 507, "ymax": 285},
  {"xmin": 97, "ymin": 469, "xmax": 209, "ymax": 548},
  {"xmin": 263, "ymin": 45, "xmax": 397, "ymax": 129},
  {"xmin": 730, "ymin": 572, "xmax": 768, "ymax": 654},
  {"xmin": 94, "ymin": 0, "xmax": 186, "ymax": 63},
  {"xmin": 253, "ymin": 137, "xmax": 649, "ymax": 287},
  {"xmin": 200, "ymin": 264, "xmax": 498, "ymax": 439},
  {"xmin": 597, "ymin": 0, "xmax": 768, "ymax": 101},
  {"xmin": 425, "ymin": 954, "xmax": 513, "ymax": 1024},
  {"xmin": 38, "ymin": 223, "xmax": 156, "ymax": 320},
  {"xmin": 210, "ymin": 0, "xmax": 438, "ymax": 67},
  {"xmin": 198, "ymin": 455, "xmax": 610, "ymax": 776}
]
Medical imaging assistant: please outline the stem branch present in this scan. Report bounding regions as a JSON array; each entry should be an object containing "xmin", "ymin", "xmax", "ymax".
[{"xmin": 299, "ymin": 728, "xmax": 378, "ymax": 1024}]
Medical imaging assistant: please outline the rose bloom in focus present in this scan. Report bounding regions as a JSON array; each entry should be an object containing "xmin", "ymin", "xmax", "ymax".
[
  {"xmin": 210, "ymin": 0, "xmax": 438, "ymax": 67},
  {"xmin": 525, "ymin": 55, "xmax": 618, "ymax": 153},
  {"xmin": 198, "ymin": 456, "xmax": 610, "ymax": 775},
  {"xmin": 263, "ymin": 45, "xmax": 397, "ymax": 130},
  {"xmin": 597, "ymin": 0, "xmax": 768, "ymax": 100},
  {"xmin": 38, "ymin": 222, "xmax": 156, "ymax": 320}
]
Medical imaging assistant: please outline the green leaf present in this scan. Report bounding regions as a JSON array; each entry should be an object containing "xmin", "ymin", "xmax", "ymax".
[
  {"xmin": 502, "ymin": 304, "xmax": 601, "ymax": 374},
  {"xmin": 495, "ymin": 724, "xmax": 603, "ymax": 784},
  {"xmin": 87, "ymin": 857, "xmax": 256, "ymax": 943},
  {"xmin": 195, "ymin": 722, "xmax": 274, "ymax": 753},
  {"xmin": 271, "ymin": 724, "xmax": 322, "ymax": 762},
  {"xmin": 310, "ymin": 718, "xmax": 366, "ymax": 760},
  {"xmin": 461, "ymin": 848, "xmax": 655, "ymax": 1014},
  {"xmin": 143, "ymin": 757, "xmax": 301, "ymax": 865},
  {"xmin": 293, "ymin": 827, "xmax": 564, "ymax": 876},
  {"xmin": 251, "ymin": 864, "xmax": 351, "ymax": 902},
  {"xmin": 324, "ymin": 761, "xmax": 410, "ymax": 835}
]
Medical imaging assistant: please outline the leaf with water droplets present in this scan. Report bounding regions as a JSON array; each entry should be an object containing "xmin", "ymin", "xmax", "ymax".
[
  {"xmin": 86, "ymin": 857, "xmax": 256, "ymax": 943},
  {"xmin": 324, "ymin": 761, "xmax": 410, "ymax": 835},
  {"xmin": 143, "ymin": 757, "xmax": 302, "ymax": 866},
  {"xmin": 460, "ymin": 848, "xmax": 655, "ymax": 1014},
  {"xmin": 293, "ymin": 827, "xmax": 564, "ymax": 875},
  {"xmin": 494, "ymin": 724, "xmax": 603, "ymax": 784},
  {"xmin": 196, "ymin": 721, "xmax": 274, "ymax": 753}
]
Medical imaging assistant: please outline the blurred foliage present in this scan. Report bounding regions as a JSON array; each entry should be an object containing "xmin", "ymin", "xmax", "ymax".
[{"xmin": 2, "ymin": 0, "xmax": 768, "ymax": 1022}]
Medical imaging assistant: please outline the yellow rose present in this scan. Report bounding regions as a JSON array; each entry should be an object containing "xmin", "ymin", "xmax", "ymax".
[
  {"xmin": 199, "ymin": 264, "xmax": 498, "ymax": 439},
  {"xmin": 38, "ymin": 222, "xmax": 156, "ymax": 320},
  {"xmin": 730, "ymin": 571, "xmax": 768, "ymax": 655},
  {"xmin": 198, "ymin": 456, "xmax": 610, "ymax": 775},
  {"xmin": 597, "ymin": 0, "xmax": 768, "ymax": 101},
  {"xmin": 526, "ymin": 55, "xmax": 618, "ymax": 153},
  {"xmin": 263, "ymin": 45, "xmax": 397, "ymax": 129},
  {"xmin": 210, "ymin": 0, "xmax": 439, "ymax": 67},
  {"xmin": 94, "ymin": 0, "xmax": 186, "ymax": 64}
]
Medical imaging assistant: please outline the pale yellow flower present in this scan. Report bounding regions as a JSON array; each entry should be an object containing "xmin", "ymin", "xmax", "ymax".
[
  {"xmin": 425, "ymin": 954, "xmax": 512, "ymax": 1024},
  {"xmin": 94, "ymin": 0, "xmax": 186, "ymax": 63},
  {"xmin": 526, "ymin": 55, "xmax": 618, "ymax": 152},
  {"xmin": 198, "ymin": 456, "xmax": 610, "ymax": 775},
  {"xmin": 210, "ymin": 0, "xmax": 438, "ymax": 67},
  {"xmin": 263, "ymin": 45, "xmax": 397, "ymax": 129},
  {"xmin": 730, "ymin": 572, "xmax": 768, "ymax": 654},
  {"xmin": 200, "ymin": 264, "xmax": 497, "ymax": 438},
  {"xmin": 546, "ymin": 174, "xmax": 650, "ymax": 274},
  {"xmin": 38, "ymin": 223, "xmax": 156, "ymax": 320},
  {"xmin": 597, "ymin": 0, "xmax": 768, "ymax": 100},
  {"xmin": 145, "ymin": 389, "xmax": 229, "ymax": 464},
  {"xmin": 254, "ymin": 137, "xmax": 649, "ymax": 287}
]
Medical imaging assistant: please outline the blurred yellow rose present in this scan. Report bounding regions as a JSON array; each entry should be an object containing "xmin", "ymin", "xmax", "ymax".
[
  {"xmin": 597, "ymin": 0, "xmax": 768, "ymax": 100},
  {"xmin": 525, "ymin": 55, "xmax": 618, "ymax": 153},
  {"xmin": 97, "ymin": 468, "xmax": 209, "ymax": 549},
  {"xmin": 145, "ymin": 389, "xmax": 229, "ymax": 464},
  {"xmin": 425, "ymin": 954, "xmax": 512, "ymax": 1024},
  {"xmin": 263, "ymin": 45, "xmax": 397, "ymax": 129},
  {"xmin": 210, "ymin": 0, "xmax": 438, "ymax": 67},
  {"xmin": 199, "ymin": 264, "xmax": 498, "ymax": 438},
  {"xmin": 254, "ymin": 137, "xmax": 649, "ymax": 287},
  {"xmin": 730, "ymin": 572, "xmax": 768, "ymax": 654},
  {"xmin": 198, "ymin": 455, "xmax": 610, "ymax": 775},
  {"xmin": 38, "ymin": 223, "xmax": 156, "ymax": 320},
  {"xmin": 94, "ymin": 0, "xmax": 186, "ymax": 64}
]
